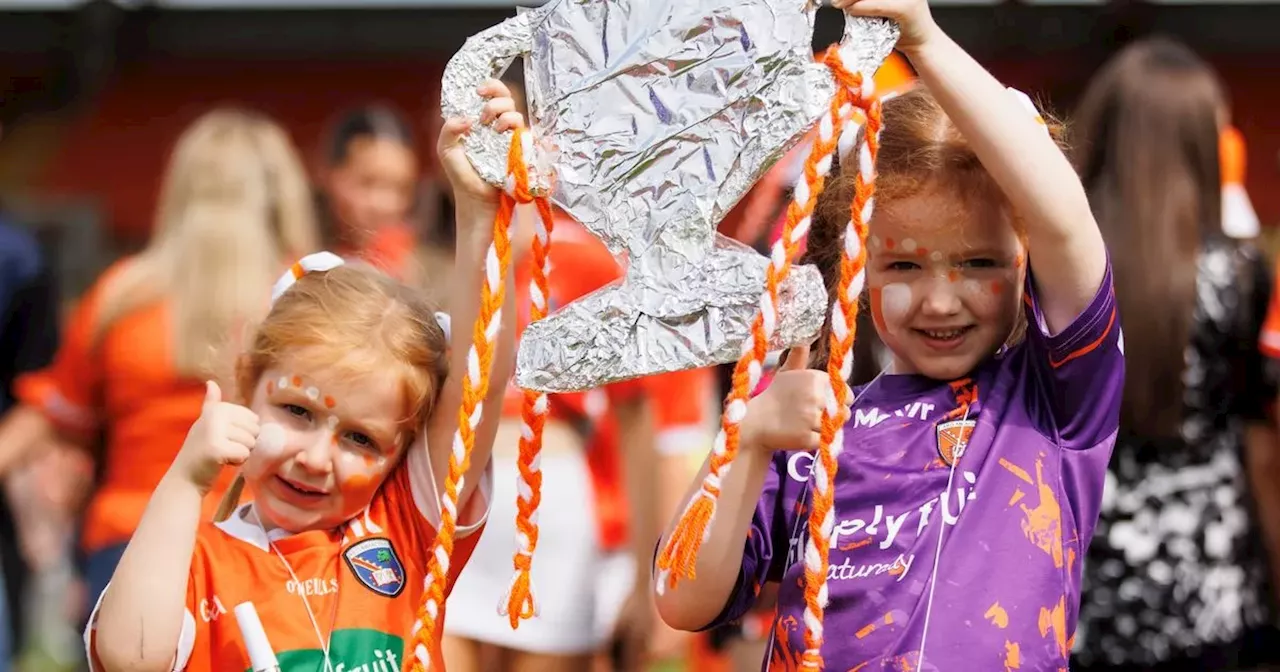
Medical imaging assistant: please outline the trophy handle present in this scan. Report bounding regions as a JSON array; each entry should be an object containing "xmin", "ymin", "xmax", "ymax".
[
  {"xmin": 834, "ymin": 13, "xmax": 900, "ymax": 81},
  {"xmin": 439, "ymin": 8, "xmax": 544, "ymax": 190}
]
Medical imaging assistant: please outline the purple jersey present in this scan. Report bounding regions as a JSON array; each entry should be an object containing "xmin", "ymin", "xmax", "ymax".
[{"xmin": 710, "ymin": 265, "xmax": 1123, "ymax": 671}]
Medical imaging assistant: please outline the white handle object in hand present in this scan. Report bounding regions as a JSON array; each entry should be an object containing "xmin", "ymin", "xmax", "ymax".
[{"xmin": 234, "ymin": 602, "xmax": 281, "ymax": 672}]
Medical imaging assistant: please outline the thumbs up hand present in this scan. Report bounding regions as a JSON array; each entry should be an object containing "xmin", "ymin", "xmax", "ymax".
[
  {"xmin": 171, "ymin": 381, "xmax": 261, "ymax": 495},
  {"xmin": 740, "ymin": 344, "xmax": 851, "ymax": 454}
]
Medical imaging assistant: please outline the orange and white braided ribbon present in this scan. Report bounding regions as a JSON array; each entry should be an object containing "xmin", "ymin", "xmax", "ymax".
[
  {"xmin": 655, "ymin": 49, "xmax": 863, "ymax": 596},
  {"xmin": 408, "ymin": 128, "xmax": 529, "ymax": 672}
]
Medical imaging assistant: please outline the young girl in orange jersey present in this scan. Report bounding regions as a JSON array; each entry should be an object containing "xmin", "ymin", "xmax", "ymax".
[{"xmin": 87, "ymin": 80, "xmax": 525, "ymax": 672}]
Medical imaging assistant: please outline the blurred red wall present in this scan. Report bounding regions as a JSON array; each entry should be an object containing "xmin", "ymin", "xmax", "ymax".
[{"xmin": 34, "ymin": 53, "xmax": 1280, "ymax": 239}]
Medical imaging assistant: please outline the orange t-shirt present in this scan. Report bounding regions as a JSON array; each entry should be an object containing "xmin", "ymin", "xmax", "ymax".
[
  {"xmin": 84, "ymin": 447, "xmax": 492, "ymax": 672},
  {"xmin": 16, "ymin": 258, "xmax": 235, "ymax": 553},
  {"xmin": 500, "ymin": 217, "xmax": 714, "ymax": 550}
]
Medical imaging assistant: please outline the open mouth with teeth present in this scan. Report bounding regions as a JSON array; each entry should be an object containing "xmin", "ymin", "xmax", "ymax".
[{"xmin": 913, "ymin": 326, "xmax": 975, "ymax": 344}]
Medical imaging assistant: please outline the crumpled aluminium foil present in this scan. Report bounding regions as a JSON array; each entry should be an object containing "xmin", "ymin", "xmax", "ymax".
[{"xmin": 441, "ymin": 0, "xmax": 898, "ymax": 392}]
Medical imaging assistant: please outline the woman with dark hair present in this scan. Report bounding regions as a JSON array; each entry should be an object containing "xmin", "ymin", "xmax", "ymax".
[
  {"xmin": 317, "ymin": 104, "xmax": 421, "ymax": 281},
  {"xmin": 1071, "ymin": 37, "xmax": 1280, "ymax": 672}
]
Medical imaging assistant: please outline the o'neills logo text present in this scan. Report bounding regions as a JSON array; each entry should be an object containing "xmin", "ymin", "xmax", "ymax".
[{"xmin": 287, "ymin": 577, "xmax": 338, "ymax": 597}]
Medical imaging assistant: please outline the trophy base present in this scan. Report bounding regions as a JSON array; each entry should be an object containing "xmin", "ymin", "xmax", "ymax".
[{"xmin": 514, "ymin": 245, "xmax": 828, "ymax": 393}]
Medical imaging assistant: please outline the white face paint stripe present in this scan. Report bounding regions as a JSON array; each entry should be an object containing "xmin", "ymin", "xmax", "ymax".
[
  {"xmin": 257, "ymin": 422, "xmax": 287, "ymax": 455},
  {"xmin": 880, "ymin": 283, "xmax": 913, "ymax": 324}
]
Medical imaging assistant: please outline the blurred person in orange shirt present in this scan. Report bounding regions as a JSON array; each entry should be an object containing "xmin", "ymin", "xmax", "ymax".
[
  {"xmin": 443, "ymin": 209, "xmax": 715, "ymax": 672},
  {"xmin": 316, "ymin": 105, "xmax": 423, "ymax": 284},
  {"xmin": 0, "ymin": 108, "xmax": 320, "ymax": 618}
]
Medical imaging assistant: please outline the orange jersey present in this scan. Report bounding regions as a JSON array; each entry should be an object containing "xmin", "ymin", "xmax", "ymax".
[
  {"xmin": 501, "ymin": 216, "xmax": 714, "ymax": 550},
  {"xmin": 16, "ymin": 258, "xmax": 234, "ymax": 553},
  {"xmin": 85, "ymin": 447, "xmax": 492, "ymax": 672}
]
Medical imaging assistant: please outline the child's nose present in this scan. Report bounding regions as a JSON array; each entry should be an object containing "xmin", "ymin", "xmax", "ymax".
[
  {"xmin": 919, "ymin": 277, "xmax": 962, "ymax": 316},
  {"xmin": 294, "ymin": 433, "xmax": 335, "ymax": 475}
]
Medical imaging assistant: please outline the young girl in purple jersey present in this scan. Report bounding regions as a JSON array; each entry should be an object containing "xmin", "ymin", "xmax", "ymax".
[{"xmin": 653, "ymin": 0, "xmax": 1122, "ymax": 669}]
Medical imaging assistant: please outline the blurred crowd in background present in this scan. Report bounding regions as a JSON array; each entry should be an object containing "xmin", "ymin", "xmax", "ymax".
[{"xmin": 1, "ymin": 2, "xmax": 1280, "ymax": 671}]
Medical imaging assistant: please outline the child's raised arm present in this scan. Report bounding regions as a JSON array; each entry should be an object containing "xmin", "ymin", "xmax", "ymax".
[
  {"xmin": 840, "ymin": 0, "xmax": 1107, "ymax": 334},
  {"xmin": 654, "ymin": 347, "xmax": 831, "ymax": 629},
  {"xmin": 94, "ymin": 382, "xmax": 258, "ymax": 672},
  {"xmin": 427, "ymin": 79, "xmax": 523, "ymax": 512}
]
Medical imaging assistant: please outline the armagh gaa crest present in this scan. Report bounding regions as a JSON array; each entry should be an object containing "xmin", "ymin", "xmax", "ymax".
[
  {"xmin": 344, "ymin": 538, "xmax": 406, "ymax": 598},
  {"xmin": 936, "ymin": 419, "xmax": 976, "ymax": 466}
]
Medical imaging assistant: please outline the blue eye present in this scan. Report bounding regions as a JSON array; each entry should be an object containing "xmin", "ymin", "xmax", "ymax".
[
  {"xmin": 347, "ymin": 432, "xmax": 373, "ymax": 448},
  {"xmin": 887, "ymin": 261, "xmax": 920, "ymax": 271},
  {"xmin": 283, "ymin": 404, "xmax": 311, "ymax": 419},
  {"xmin": 962, "ymin": 258, "xmax": 998, "ymax": 269}
]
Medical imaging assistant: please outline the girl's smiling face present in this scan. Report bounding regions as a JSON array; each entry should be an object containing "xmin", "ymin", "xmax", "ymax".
[
  {"xmin": 241, "ymin": 350, "xmax": 411, "ymax": 533},
  {"xmin": 866, "ymin": 182, "xmax": 1026, "ymax": 381}
]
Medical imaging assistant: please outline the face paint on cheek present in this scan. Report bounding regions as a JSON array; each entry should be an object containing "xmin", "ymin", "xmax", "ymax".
[
  {"xmin": 900, "ymin": 238, "xmax": 917, "ymax": 254},
  {"xmin": 869, "ymin": 287, "xmax": 887, "ymax": 334},
  {"xmin": 340, "ymin": 456, "xmax": 386, "ymax": 498},
  {"xmin": 257, "ymin": 422, "xmax": 287, "ymax": 457},
  {"xmin": 878, "ymin": 283, "xmax": 913, "ymax": 333}
]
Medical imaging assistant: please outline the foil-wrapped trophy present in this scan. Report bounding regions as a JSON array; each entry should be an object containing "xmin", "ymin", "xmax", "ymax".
[{"xmin": 441, "ymin": 0, "xmax": 898, "ymax": 392}]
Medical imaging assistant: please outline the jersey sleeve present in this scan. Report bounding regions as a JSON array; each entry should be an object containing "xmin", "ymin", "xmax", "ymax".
[
  {"xmin": 1022, "ymin": 259, "xmax": 1123, "ymax": 450},
  {"xmin": 646, "ymin": 368, "xmax": 714, "ymax": 456},
  {"xmin": 389, "ymin": 441, "xmax": 494, "ymax": 588},
  {"xmin": 16, "ymin": 261, "xmax": 130, "ymax": 437},
  {"xmin": 698, "ymin": 452, "xmax": 795, "ymax": 630}
]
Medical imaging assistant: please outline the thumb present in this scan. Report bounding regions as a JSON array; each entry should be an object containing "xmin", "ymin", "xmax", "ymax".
[
  {"xmin": 780, "ymin": 343, "xmax": 812, "ymax": 371},
  {"xmin": 204, "ymin": 380, "xmax": 222, "ymax": 407},
  {"xmin": 436, "ymin": 117, "xmax": 474, "ymax": 156}
]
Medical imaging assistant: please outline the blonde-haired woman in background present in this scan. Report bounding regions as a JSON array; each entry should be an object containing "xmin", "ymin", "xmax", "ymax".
[{"xmin": 0, "ymin": 108, "xmax": 320, "ymax": 617}]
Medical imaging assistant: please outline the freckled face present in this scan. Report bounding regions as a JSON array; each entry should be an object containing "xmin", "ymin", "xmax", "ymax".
[
  {"xmin": 243, "ymin": 350, "xmax": 410, "ymax": 533},
  {"xmin": 866, "ymin": 184, "xmax": 1025, "ymax": 381}
]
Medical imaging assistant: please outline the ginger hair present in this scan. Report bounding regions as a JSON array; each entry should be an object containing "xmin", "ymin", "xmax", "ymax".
[
  {"xmin": 214, "ymin": 262, "xmax": 448, "ymax": 521},
  {"xmin": 800, "ymin": 84, "xmax": 1069, "ymax": 370}
]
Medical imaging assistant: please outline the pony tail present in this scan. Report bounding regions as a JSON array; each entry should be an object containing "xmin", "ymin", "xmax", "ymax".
[
  {"xmin": 500, "ymin": 189, "xmax": 556, "ymax": 627},
  {"xmin": 799, "ymin": 53, "xmax": 881, "ymax": 669},
  {"xmin": 213, "ymin": 473, "xmax": 246, "ymax": 522},
  {"xmin": 407, "ymin": 128, "xmax": 529, "ymax": 672},
  {"xmin": 655, "ymin": 46, "xmax": 863, "ymax": 594}
]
